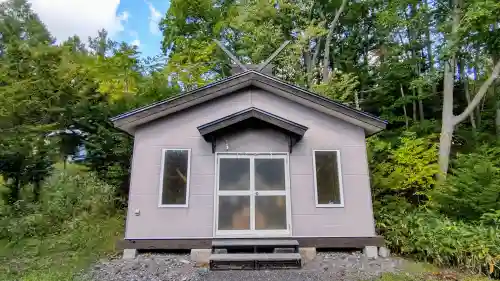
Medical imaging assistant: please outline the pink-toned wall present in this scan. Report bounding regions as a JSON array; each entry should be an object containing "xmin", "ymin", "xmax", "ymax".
[{"xmin": 125, "ymin": 88, "xmax": 376, "ymax": 239}]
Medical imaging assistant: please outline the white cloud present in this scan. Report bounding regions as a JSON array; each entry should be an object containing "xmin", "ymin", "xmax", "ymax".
[
  {"xmin": 26, "ymin": 0, "xmax": 129, "ymax": 42},
  {"xmin": 131, "ymin": 39, "xmax": 141, "ymax": 47},
  {"xmin": 145, "ymin": 0, "xmax": 161, "ymax": 35},
  {"xmin": 129, "ymin": 31, "xmax": 141, "ymax": 47}
]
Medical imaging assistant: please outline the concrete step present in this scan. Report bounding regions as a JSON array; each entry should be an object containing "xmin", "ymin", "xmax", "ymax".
[{"xmin": 209, "ymin": 253, "xmax": 301, "ymax": 270}]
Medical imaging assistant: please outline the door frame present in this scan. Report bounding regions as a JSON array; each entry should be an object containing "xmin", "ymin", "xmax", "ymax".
[{"xmin": 213, "ymin": 152, "xmax": 292, "ymax": 238}]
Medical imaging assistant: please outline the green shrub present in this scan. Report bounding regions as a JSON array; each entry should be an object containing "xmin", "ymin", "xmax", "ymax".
[
  {"xmin": 479, "ymin": 210, "xmax": 500, "ymax": 226},
  {"xmin": 0, "ymin": 215, "xmax": 123, "ymax": 281},
  {"xmin": 0, "ymin": 167, "xmax": 119, "ymax": 241},
  {"xmin": 430, "ymin": 145, "xmax": 500, "ymax": 221},
  {"xmin": 369, "ymin": 132, "xmax": 439, "ymax": 202},
  {"xmin": 0, "ymin": 165, "xmax": 124, "ymax": 280},
  {"xmin": 376, "ymin": 204, "xmax": 500, "ymax": 277}
]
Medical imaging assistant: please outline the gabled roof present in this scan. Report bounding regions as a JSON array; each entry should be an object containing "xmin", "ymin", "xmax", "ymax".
[
  {"xmin": 197, "ymin": 107, "xmax": 308, "ymax": 153},
  {"xmin": 198, "ymin": 107, "xmax": 308, "ymax": 139},
  {"xmin": 111, "ymin": 70, "xmax": 387, "ymax": 135}
]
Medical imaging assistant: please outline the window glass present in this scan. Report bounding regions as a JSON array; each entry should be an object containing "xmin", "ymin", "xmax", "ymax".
[
  {"xmin": 161, "ymin": 150, "xmax": 189, "ymax": 205},
  {"xmin": 314, "ymin": 151, "xmax": 342, "ymax": 205}
]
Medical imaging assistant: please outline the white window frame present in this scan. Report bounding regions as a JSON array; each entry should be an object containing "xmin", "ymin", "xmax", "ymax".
[
  {"xmin": 312, "ymin": 149, "xmax": 345, "ymax": 208},
  {"xmin": 158, "ymin": 148, "xmax": 191, "ymax": 208}
]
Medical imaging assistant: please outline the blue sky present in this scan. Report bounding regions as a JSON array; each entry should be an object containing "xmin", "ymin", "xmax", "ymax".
[
  {"xmin": 115, "ymin": 0, "xmax": 171, "ymax": 57},
  {"xmin": 20, "ymin": 0, "xmax": 171, "ymax": 58}
]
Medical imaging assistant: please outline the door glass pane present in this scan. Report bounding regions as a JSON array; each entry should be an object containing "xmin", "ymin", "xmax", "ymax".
[
  {"xmin": 255, "ymin": 159, "xmax": 285, "ymax": 190},
  {"xmin": 255, "ymin": 196, "xmax": 287, "ymax": 230},
  {"xmin": 218, "ymin": 196, "xmax": 250, "ymax": 230},
  {"xmin": 219, "ymin": 158, "xmax": 250, "ymax": 190}
]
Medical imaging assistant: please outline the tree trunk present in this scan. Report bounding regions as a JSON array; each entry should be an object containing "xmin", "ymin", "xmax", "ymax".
[
  {"xmin": 418, "ymin": 87, "xmax": 425, "ymax": 122},
  {"xmin": 438, "ymin": 58, "xmax": 500, "ymax": 177},
  {"xmin": 438, "ymin": 0, "xmax": 459, "ymax": 178},
  {"xmin": 459, "ymin": 60, "xmax": 476, "ymax": 129},
  {"xmin": 473, "ymin": 56, "xmax": 481, "ymax": 126},
  {"xmin": 322, "ymin": 0, "xmax": 348, "ymax": 82},
  {"xmin": 425, "ymin": 0, "xmax": 437, "ymax": 98},
  {"xmin": 496, "ymin": 98, "xmax": 500, "ymax": 138},
  {"xmin": 439, "ymin": 58, "xmax": 456, "ymax": 177},
  {"xmin": 438, "ymin": 122, "xmax": 454, "ymax": 178},
  {"xmin": 33, "ymin": 181, "xmax": 41, "ymax": 202},
  {"xmin": 308, "ymin": 37, "xmax": 322, "ymax": 86},
  {"xmin": 354, "ymin": 91, "xmax": 360, "ymax": 110},
  {"xmin": 453, "ymin": 61, "xmax": 500, "ymax": 124},
  {"xmin": 400, "ymin": 84, "xmax": 409, "ymax": 128},
  {"xmin": 7, "ymin": 176, "xmax": 21, "ymax": 204},
  {"xmin": 493, "ymin": 55, "xmax": 499, "ymax": 138},
  {"xmin": 412, "ymin": 89, "xmax": 417, "ymax": 122},
  {"xmin": 409, "ymin": 3, "xmax": 424, "ymax": 122}
]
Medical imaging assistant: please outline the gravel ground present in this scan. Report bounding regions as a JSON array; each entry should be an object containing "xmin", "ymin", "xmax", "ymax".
[{"xmin": 87, "ymin": 251, "xmax": 408, "ymax": 281}]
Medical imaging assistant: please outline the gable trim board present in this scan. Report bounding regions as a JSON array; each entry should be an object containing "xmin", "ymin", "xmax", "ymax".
[
  {"xmin": 198, "ymin": 107, "xmax": 308, "ymax": 138},
  {"xmin": 111, "ymin": 70, "xmax": 387, "ymax": 135},
  {"xmin": 197, "ymin": 107, "xmax": 308, "ymax": 153}
]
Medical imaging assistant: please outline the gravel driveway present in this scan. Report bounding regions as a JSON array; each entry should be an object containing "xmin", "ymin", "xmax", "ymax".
[{"xmin": 87, "ymin": 251, "xmax": 407, "ymax": 281}]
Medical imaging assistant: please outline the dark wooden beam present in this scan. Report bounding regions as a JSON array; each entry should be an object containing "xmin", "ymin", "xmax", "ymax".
[
  {"xmin": 288, "ymin": 135, "xmax": 299, "ymax": 154},
  {"xmin": 211, "ymin": 135, "xmax": 216, "ymax": 153},
  {"xmin": 116, "ymin": 236, "xmax": 385, "ymax": 250}
]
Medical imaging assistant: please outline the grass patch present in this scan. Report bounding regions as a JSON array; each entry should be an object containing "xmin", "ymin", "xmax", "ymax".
[
  {"xmin": 0, "ymin": 214, "xmax": 123, "ymax": 281},
  {"xmin": 0, "ymin": 165, "xmax": 124, "ymax": 281},
  {"xmin": 376, "ymin": 272, "xmax": 492, "ymax": 281},
  {"xmin": 376, "ymin": 260, "xmax": 492, "ymax": 281}
]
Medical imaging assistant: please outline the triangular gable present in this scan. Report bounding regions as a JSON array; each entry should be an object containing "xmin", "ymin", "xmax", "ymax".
[
  {"xmin": 111, "ymin": 70, "xmax": 387, "ymax": 136},
  {"xmin": 197, "ymin": 107, "xmax": 308, "ymax": 153}
]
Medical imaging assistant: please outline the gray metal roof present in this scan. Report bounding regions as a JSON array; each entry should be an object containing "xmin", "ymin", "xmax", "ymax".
[{"xmin": 111, "ymin": 70, "xmax": 387, "ymax": 136}]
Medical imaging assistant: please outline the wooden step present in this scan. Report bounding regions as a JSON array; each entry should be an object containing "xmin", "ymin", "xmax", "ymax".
[
  {"xmin": 212, "ymin": 239, "xmax": 299, "ymax": 254},
  {"xmin": 209, "ymin": 253, "xmax": 301, "ymax": 270},
  {"xmin": 212, "ymin": 239, "xmax": 299, "ymax": 247},
  {"xmin": 210, "ymin": 253, "xmax": 301, "ymax": 261}
]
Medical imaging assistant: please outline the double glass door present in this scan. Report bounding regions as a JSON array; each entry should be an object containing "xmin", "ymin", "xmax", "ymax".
[{"xmin": 215, "ymin": 154, "xmax": 291, "ymax": 237}]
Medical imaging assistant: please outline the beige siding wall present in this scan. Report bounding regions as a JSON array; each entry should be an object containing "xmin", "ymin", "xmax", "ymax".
[{"xmin": 125, "ymin": 88, "xmax": 375, "ymax": 239}]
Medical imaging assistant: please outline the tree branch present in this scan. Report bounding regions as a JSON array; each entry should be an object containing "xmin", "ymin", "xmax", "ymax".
[
  {"xmin": 453, "ymin": 60, "xmax": 500, "ymax": 125},
  {"xmin": 322, "ymin": 0, "xmax": 348, "ymax": 82}
]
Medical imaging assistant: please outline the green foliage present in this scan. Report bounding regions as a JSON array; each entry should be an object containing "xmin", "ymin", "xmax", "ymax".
[
  {"xmin": 0, "ymin": 165, "xmax": 119, "ymax": 241},
  {"xmin": 0, "ymin": 215, "xmax": 122, "ymax": 281},
  {"xmin": 0, "ymin": 165, "xmax": 123, "ymax": 280},
  {"xmin": 376, "ymin": 204, "xmax": 500, "ymax": 277},
  {"xmin": 479, "ymin": 210, "xmax": 500, "ymax": 226},
  {"xmin": 430, "ymin": 145, "xmax": 500, "ymax": 221},
  {"xmin": 312, "ymin": 72, "xmax": 360, "ymax": 107},
  {"xmin": 369, "ymin": 133, "xmax": 440, "ymax": 201}
]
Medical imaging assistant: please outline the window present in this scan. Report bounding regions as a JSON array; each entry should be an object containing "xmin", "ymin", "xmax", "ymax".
[
  {"xmin": 313, "ymin": 150, "xmax": 344, "ymax": 207},
  {"xmin": 159, "ymin": 149, "xmax": 190, "ymax": 207}
]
